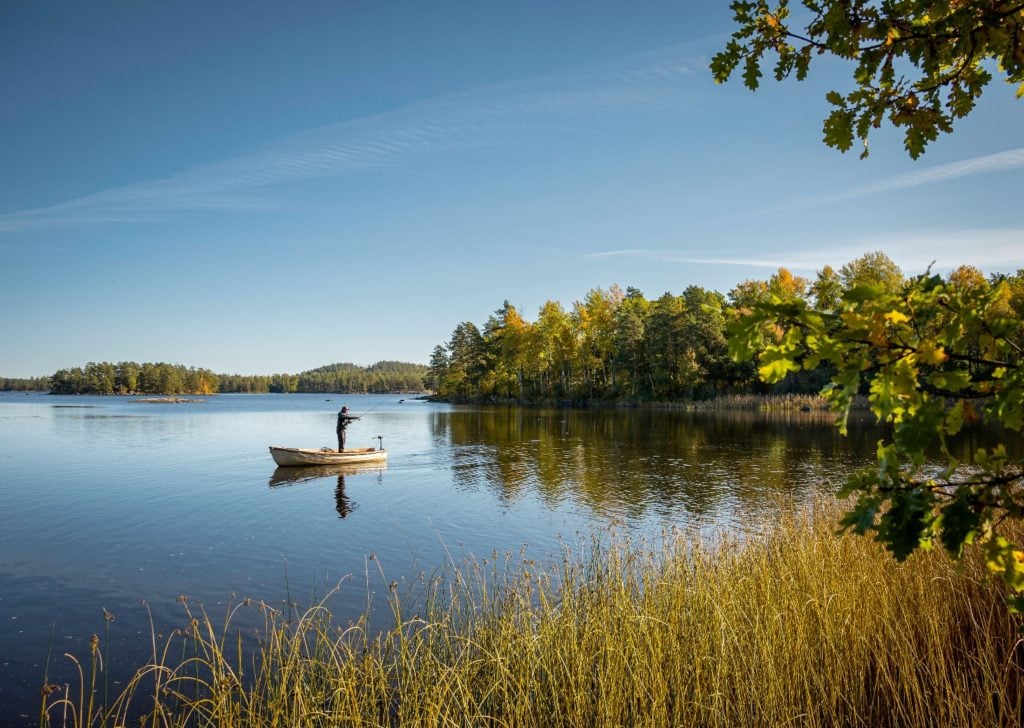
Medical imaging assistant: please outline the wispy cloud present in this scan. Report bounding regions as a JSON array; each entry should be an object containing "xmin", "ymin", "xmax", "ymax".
[
  {"xmin": 586, "ymin": 248, "xmax": 816, "ymax": 271},
  {"xmin": 796, "ymin": 147, "xmax": 1024, "ymax": 208},
  {"xmin": 586, "ymin": 227, "xmax": 1024, "ymax": 274},
  {"xmin": 810, "ymin": 228, "xmax": 1024, "ymax": 273},
  {"xmin": 0, "ymin": 43, "xmax": 709, "ymax": 235},
  {"xmin": 586, "ymin": 248, "xmax": 648, "ymax": 260}
]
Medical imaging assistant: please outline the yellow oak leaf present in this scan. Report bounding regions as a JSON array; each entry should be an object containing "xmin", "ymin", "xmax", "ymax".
[{"xmin": 918, "ymin": 341, "xmax": 946, "ymax": 365}]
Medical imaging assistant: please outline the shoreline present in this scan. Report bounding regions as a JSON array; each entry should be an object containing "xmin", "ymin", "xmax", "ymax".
[{"xmin": 426, "ymin": 392, "xmax": 863, "ymax": 412}]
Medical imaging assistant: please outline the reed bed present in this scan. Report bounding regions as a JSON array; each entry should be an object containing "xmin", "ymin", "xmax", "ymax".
[
  {"xmin": 42, "ymin": 501, "xmax": 1024, "ymax": 727},
  {"xmin": 682, "ymin": 393, "xmax": 844, "ymax": 411}
]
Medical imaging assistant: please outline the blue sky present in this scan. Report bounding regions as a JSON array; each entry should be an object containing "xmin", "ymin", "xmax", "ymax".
[{"xmin": 2, "ymin": 1, "xmax": 1022, "ymax": 378}]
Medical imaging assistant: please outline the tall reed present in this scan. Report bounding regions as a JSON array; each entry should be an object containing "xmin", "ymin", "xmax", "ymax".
[
  {"xmin": 42, "ymin": 501, "xmax": 1024, "ymax": 727},
  {"xmin": 682, "ymin": 393, "xmax": 846, "ymax": 411}
]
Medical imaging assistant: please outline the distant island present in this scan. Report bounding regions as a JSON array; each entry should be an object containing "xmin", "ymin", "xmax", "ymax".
[{"xmin": 0, "ymin": 361, "xmax": 428, "ymax": 396}]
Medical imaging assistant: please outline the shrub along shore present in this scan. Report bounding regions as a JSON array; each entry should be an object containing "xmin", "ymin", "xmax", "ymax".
[{"xmin": 42, "ymin": 500, "xmax": 1023, "ymax": 727}]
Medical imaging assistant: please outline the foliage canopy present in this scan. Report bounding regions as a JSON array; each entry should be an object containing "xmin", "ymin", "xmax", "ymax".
[
  {"xmin": 711, "ymin": 0, "xmax": 1024, "ymax": 157},
  {"xmin": 729, "ymin": 268, "xmax": 1024, "ymax": 603}
]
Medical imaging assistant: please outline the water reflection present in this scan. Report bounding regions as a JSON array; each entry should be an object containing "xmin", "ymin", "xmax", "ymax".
[
  {"xmin": 335, "ymin": 476, "xmax": 356, "ymax": 519},
  {"xmin": 268, "ymin": 463, "xmax": 386, "ymax": 519},
  {"xmin": 431, "ymin": 407, "xmax": 883, "ymax": 523},
  {"xmin": 429, "ymin": 407, "xmax": 1020, "ymax": 527},
  {"xmin": 268, "ymin": 462, "xmax": 387, "ymax": 487}
]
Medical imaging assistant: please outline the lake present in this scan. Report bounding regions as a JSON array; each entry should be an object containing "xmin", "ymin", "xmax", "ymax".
[{"xmin": 0, "ymin": 391, "xmax": 897, "ymax": 719}]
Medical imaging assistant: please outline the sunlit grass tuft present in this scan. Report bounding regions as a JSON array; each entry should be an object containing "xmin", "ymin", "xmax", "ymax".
[{"xmin": 42, "ymin": 500, "xmax": 1024, "ymax": 727}]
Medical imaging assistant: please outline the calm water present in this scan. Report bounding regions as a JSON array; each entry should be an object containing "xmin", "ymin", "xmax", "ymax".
[{"xmin": 0, "ymin": 392, "xmax": 899, "ymax": 719}]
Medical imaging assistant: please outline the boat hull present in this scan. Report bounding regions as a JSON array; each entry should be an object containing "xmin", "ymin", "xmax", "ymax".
[{"xmin": 269, "ymin": 446, "xmax": 388, "ymax": 466}]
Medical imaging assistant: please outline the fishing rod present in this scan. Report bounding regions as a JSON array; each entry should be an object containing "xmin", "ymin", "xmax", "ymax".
[
  {"xmin": 350, "ymin": 400, "xmax": 388, "ymax": 451},
  {"xmin": 350, "ymin": 399, "xmax": 387, "ymax": 419}
]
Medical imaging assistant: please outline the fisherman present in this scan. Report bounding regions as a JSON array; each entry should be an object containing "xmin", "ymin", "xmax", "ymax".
[{"xmin": 336, "ymin": 405, "xmax": 359, "ymax": 452}]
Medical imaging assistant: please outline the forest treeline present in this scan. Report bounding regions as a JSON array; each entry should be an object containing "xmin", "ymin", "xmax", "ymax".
[
  {"xmin": 219, "ymin": 361, "xmax": 427, "ymax": 394},
  {"xmin": 0, "ymin": 376, "xmax": 52, "ymax": 391},
  {"xmin": 427, "ymin": 252, "xmax": 1024, "ymax": 404},
  {"xmin": 3, "ymin": 360, "xmax": 428, "ymax": 395}
]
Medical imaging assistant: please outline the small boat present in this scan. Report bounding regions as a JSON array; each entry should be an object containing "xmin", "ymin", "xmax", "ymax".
[{"xmin": 269, "ymin": 446, "xmax": 388, "ymax": 467}]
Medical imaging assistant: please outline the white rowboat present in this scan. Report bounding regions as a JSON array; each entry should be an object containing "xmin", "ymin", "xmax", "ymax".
[{"xmin": 269, "ymin": 446, "xmax": 388, "ymax": 467}]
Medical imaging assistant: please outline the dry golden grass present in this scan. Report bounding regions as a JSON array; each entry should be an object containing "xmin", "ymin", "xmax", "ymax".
[{"xmin": 42, "ymin": 501, "xmax": 1024, "ymax": 727}]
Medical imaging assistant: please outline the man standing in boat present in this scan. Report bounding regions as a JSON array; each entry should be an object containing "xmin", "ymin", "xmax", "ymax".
[{"xmin": 336, "ymin": 406, "xmax": 359, "ymax": 452}]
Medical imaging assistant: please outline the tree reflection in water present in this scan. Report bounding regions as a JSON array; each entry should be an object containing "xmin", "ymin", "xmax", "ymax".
[{"xmin": 429, "ymin": 406, "xmax": 1010, "ymax": 526}]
